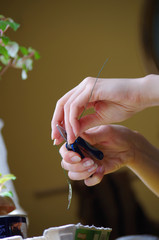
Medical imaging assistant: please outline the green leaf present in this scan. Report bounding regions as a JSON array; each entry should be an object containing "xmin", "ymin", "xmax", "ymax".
[
  {"xmin": 5, "ymin": 20, "xmax": 20, "ymax": 31},
  {"xmin": 0, "ymin": 174, "xmax": 16, "ymax": 184},
  {"xmin": 0, "ymin": 65, "xmax": 2, "ymax": 71},
  {"xmin": 34, "ymin": 51, "xmax": 40, "ymax": 60},
  {"xmin": 0, "ymin": 45, "xmax": 9, "ymax": 58},
  {"xmin": 0, "ymin": 55, "xmax": 10, "ymax": 65},
  {"xmin": 0, "ymin": 19, "xmax": 20, "ymax": 32},
  {"xmin": 20, "ymin": 46, "xmax": 28, "ymax": 55},
  {"xmin": 0, "ymin": 191, "xmax": 13, "ymax": 198},
  {"xmin": 1, "ymin": 36, "xmax": 10, "ymax": 45},
  {"xmin": 0, "ymin": 15, "xmax": 5, "ymax": 19},
  {"xmin": 0, "ymin": 20, "xmax": 8, "ymax": 31}
]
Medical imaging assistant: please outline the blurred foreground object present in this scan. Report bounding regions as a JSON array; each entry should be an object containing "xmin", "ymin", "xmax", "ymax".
[
  {"xmin": 116, "ymin": 235, "xmax": 159, "ymax": 240},
  {"xmin": 0, "ymin": 119, "xmax": 25, "ymax": 215},
  {"xmin": 0, "ymin": 196, "xmax": 15, "ymax": 215},
  {"xmin": 142, "ymin": 0, "xmax": 159, "ymax": 73}
]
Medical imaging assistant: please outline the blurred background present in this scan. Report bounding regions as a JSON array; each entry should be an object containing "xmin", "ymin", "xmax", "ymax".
[{"xmin": 0, "ymin": 0, "xmax": 159, "ymax": 238}]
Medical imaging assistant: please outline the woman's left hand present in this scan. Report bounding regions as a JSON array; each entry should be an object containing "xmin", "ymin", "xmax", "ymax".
[{"xmin": 59, "ymin": 125, "xmax": 136, "ymax": 186}]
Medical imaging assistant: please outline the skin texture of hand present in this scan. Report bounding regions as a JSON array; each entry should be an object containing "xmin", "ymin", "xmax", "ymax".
[
  {"xmin": 59, "ymin": 125, "xmax": 159, "ymax": 197},
  {"xmin": 51, "ymin": 74, "xmax": 159, "ymax": 144}
]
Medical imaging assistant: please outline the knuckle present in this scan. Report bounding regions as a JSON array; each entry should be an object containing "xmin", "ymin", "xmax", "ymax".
[
  {"xmin": 68, "ymin": 171, "xmax": 75, "ymax": 180},
  {"xmin": 56, "ymin": 98, "xmax": 63, "ymax": 109},
  {"xmin": 84, "ymin": 76, "xmax": 94, "ymax": 88},
  {"xmin": 59, "ymin": 145, "xmax": 67, "ymax": 158},
  {"xmin": 106, "ymin": 125, "xmax": 114, "ymax": 135},
  {"xmin": 64, "ymin": 102, "xmax": 70, "ymax": 111},
  {"xmin": 61, "ymin": 160, "xmax": 70, "ymax": 171},
  {"xmin": 59, "ymin": 147, "xmax": 62, "ymax": 156},
  {"xmin": 69, "ymin": 103, "xmax": 77, "ymax": 118},
  {"xmin": 70, "ymin": 101, "xmax": 76, "ymax": 110},
  {"xmin": 83, "ymin": 76, "xmax": 92, "ymax": 84}
]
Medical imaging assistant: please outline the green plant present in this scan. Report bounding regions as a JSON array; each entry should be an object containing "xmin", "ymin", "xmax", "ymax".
[
  {"xmin": 0, "ymin": 173, "xmax": 16, "ymax": 197},
  {"xmin": 0, "ymin": 15, "xmax": 40, "ymax": 214},
  {"xmin": 0, "ymin": 14, "xmax": 40, "ymax": 80},
  {"xmin": 0, "ymin": 174, "xmax": 16, "ymax": 215}
]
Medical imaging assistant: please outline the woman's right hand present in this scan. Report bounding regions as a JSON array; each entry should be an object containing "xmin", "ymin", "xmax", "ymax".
[{"xmin": 52, "ymin": 75, "xmax": 153, "ymax": 144}]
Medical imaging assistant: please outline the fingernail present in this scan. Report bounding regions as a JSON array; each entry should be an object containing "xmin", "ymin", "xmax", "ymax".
[
  {"xmin": 83, "ymin": 160, "xmax": 94, "ymax": 167},
  {"xmin": 71, "ymin": 156, "xmax": 81, "ymax": 162},
  {"xmin": 96, "ymin": 165, "xmax": 104, "ymax": 174},
  {"xmin": 53, "ymin": 139, "xmax": 57, "ymax": 145},
  {"xmin": 51, "ymin": 132, "xmax": 54, "ymax": 140},
  {"xmin": 88, "ymin": 164, "xmax": 98, "ymax": 173}
]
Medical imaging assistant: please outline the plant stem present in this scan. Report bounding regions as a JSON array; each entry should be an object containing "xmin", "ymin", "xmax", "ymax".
[{"xmin": 0, "ymin": 59, "xmax": 12, "ymax": 77}]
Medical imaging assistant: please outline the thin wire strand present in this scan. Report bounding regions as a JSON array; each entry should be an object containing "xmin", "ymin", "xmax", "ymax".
[
  {"xmin": 55, "ymin": 145, "xmax": 72, "ymax": 210},
  {"xmin": 63, "ymin": 167, "xmax": 72, "ymax": 210},
  {"xmin": 79, "ymin": 58, "xmax": 109, "ymax": 120},
  {"xmin": 56, "ymin": 58, "xmax": 108, "ymax": 210}
]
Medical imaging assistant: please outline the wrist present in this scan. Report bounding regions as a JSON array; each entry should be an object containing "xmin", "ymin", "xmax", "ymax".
[{"xmin": 127, "ymin": 130, "xmax": 159, "ymax": 170}]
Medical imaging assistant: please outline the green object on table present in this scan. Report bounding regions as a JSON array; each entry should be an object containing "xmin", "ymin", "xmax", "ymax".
[{"xmin": 75, "ymin": 226, "xmax": 111, "ymax": 240}]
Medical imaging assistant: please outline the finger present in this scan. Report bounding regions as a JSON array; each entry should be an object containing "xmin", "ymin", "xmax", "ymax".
[
  {"xmin": 52, "ymin": 122, "xmax": 67, "ymax": 145},
  {"xmin": 64, "ymin": 83, "xmax": 90, "ymax": 143},
  {"xmin": 68, "ymin": 163, "xmax": 98, "ymax": 181},
  {"xmin": 79, "ymin": 113, "xmax": 104, "ymax": 135},
  {"xmin": 84, "ymin": 165, "xmax": 105, "ymax": 186},
  {"xmin": 61, "ymin": 158, "xmax": 96, "ymax": 172},
  {"xmin": 53, "ymin": 135, "xmax": 65, "ymax": 145},
  {"xmin": 59, "ymin": 144, "xmax": 81, "ymax": 163},
  {"xmin": 78, "ymin": 101, "xmax": 128, "ymax": 134},
  {"xmin": 51, "ymin": 88, "xmax": 76, "ymax": 140},
  {"xmin": 81, "ymin": 125, "xmax": 113, "ymax": 145},
  {"xmin": 69, "ymin": 88, "xmax": 95, "ymax": 139}
]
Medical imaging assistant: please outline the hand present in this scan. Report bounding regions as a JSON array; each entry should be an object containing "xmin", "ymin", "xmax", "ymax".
[
  {"xmin": 52, "ymin": 76, "xmax": 149, "ymax": 144},
  {"xmin": 59, "ymin": 125, "xmax": 136, "ymax": 186},
  {"xmin": 60, "ymin": 124, "xmax": 159, "ymax": 197}
]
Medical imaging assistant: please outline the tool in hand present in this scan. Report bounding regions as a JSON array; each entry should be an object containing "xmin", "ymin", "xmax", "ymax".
[{"xmin": 56, "ymin": 124, "xmax": 104, "ymax": 160}]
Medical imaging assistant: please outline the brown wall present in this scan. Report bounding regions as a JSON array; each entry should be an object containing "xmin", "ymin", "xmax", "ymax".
[{"xmin": 0, "ymin": 0, "xmax": 159, "ymax": 237}]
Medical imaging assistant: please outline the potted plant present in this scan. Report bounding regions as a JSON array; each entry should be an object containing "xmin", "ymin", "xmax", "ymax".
[
  {"xmin": 0, "ymin": 15, "xmax": 40, "ymax": 238},
  {"xmin": 0, "ymin": 173, "xmax": 16, "ymax": 215},
  {"xmin": 0, "ymin": 14, "xmax": 40, "ymax": 79}
]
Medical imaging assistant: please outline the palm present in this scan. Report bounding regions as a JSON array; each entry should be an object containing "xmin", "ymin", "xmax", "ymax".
[{"xmin": 84, "ymin": 125, "xmax": 135, "ymax": 174}]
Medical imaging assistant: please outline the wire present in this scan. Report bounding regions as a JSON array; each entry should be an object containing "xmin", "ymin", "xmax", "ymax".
[{"xmin": 79, "ymin": 58, "xmax": 109, "ymax": 120}]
